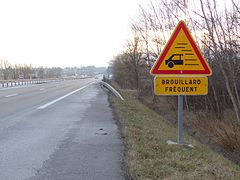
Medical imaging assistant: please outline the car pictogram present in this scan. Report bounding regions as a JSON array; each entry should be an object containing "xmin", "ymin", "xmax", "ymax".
[{"xmin": 165, "ymin": 54, "xmax": 183, "ymax": 68}]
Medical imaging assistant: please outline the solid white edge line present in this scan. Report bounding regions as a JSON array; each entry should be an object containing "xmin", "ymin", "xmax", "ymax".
[
  {"xmin": 37, "ymin": 82, "xmax": 95, "ymax": 110},
  {"xmin": 5, "ymin": 93, "xmax": 18, "ymax": 98}
]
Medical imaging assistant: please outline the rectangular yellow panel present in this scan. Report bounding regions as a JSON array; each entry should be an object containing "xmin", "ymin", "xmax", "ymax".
[{"xmin": 154, "ymin": 77, "xmax": 208, "ymax": 95}]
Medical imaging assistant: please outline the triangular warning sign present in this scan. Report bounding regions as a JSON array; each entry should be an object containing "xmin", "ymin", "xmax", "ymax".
[{"xmin": 151, "ymin": 20, "xmax": 212, "ymax": 76}]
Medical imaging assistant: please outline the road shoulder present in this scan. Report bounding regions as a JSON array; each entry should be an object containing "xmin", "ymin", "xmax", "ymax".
[{"xmin": 29, "ymin": 84, "xmax": 123, "ymax": 180}]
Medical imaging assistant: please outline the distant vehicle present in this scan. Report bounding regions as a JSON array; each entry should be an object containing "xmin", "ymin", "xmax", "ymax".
[{"xmin": 165, "ymin": 54, "xmax": 183, "ymax": 68}]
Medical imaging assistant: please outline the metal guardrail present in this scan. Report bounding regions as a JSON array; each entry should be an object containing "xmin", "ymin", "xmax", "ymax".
[
  {"xmin": 100, "ymin": 81, "xmax": 124, "ymax": 101},
  {"xmin": 0, "ymin": 77, "xmax": 92, "ymax": 88},
  {"xmin": 0, "ymin": 79, "xmax": 48, "ymax": 88}
]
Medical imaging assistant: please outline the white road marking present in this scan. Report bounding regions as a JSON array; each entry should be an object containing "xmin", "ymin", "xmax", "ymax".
[
  {"xmin": 37, "ymin": 82, "xmax": 95, "ymax": 110},
  {"xmin": 5, "ymin": 94, "xmax": 18, "ymax": 98}
]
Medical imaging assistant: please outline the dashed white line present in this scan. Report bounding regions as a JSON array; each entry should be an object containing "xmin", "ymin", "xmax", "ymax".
[
  {"xmin": 5, "ymin": 94, "xmax": 18, "ymax": 98},
  {"xmin": 37, "ymin": 82, "xmax": 95, "ymax": 110}
]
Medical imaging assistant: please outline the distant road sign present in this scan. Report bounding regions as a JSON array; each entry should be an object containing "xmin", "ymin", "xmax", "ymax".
[
  {"xmin": 154, "ymin": 77, "xmax": 208, "ymax": 95},
  {"xmin": 151, "ymin": 20, "xmax": 212, "ymax": 76}
]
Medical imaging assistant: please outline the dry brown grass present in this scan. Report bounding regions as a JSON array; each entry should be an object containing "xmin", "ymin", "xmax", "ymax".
[
  {"xmin": 110, "ymin": 90, "xmax": 240, "ymax": 180},
  {"xmin": 139, "ymin": 92, "xmax": 240, "ymax": 165},
  {"xmin": 189, "ymin": 110, "xmax": 240, "ymax": 163}
]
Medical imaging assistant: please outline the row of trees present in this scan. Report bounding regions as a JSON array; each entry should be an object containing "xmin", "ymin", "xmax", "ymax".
[
  {"xmin": 0, "ymin": 59, "xmax": 106, "ymax": 80},
  {"xmin": 0, "ymin": 60, "xmax": 62, "ymax": 79},
  {"xmin": 110, "ymin": 0, "xmax": 240, "ymax": 124}
]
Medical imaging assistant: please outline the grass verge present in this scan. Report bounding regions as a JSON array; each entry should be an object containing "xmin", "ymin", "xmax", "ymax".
[{"xmin": 110, "ymin": 90, "xmax": 240, "ymax": 180}]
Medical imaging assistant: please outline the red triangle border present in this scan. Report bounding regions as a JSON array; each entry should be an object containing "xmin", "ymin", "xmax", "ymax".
[{"xmin": 151, "ymin": 21, "xmax": 212, "ymax": 76}]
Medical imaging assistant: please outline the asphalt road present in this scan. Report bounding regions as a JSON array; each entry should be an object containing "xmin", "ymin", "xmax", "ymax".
[{"xmin": 0, "ymin": 78, "xmax": 122, "ymax": 180}]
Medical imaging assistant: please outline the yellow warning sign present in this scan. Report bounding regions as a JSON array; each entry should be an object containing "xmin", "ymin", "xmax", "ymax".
[
  {"xmin": 154, "ymin": 77, "xmax": 208, "ymax": 95},
  {"xmin": 151, "ymin": 21, "xmax": 212, "ymax": 76}
]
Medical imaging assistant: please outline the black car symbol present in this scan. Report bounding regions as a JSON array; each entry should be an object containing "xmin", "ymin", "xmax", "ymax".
[{"xmin": 165, "ymin": 54, "xmax": 183, "ymax": 68}]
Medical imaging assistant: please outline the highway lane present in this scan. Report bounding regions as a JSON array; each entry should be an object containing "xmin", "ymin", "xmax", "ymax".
[
  {"xmin": 0, "ymin": 79, "xmax": 122, "ymax": 180},
  {"xmin": 0, "ymin": 78, "xmax": 94, "ymax": 127}
]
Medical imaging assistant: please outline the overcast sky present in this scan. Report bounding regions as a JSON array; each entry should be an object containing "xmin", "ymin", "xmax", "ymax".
[{"xmin": 0, "ymin": 0, "xmax": 148, "ymax": 67}]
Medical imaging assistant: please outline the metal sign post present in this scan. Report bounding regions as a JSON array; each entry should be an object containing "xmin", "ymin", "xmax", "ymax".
[{"xmin": 178, "ymin": 95, "xmax": 183, "ymax": 144}]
